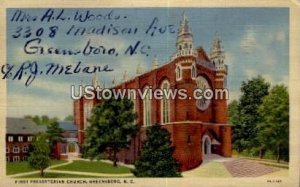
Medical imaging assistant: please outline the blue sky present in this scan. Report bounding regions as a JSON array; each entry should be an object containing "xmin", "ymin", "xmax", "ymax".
[{"xmin": 7, "ymin": 8, "xmax": 289, "ymax": 119}]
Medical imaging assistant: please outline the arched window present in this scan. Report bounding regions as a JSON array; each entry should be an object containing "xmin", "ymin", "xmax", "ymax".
[
  {"xmin": 176, "ymin": 66, "xmax": 182, "ymax": 80},
  {"xmin": 191, "ymin": 65, "xmax": 196, "ymax": 78},
  {"xmin": 143, "ymin": 86, "xmax": 151, "ymax": 126},
  {"xmin": 161, "ymin": 80, "xmax": 170, "ymax": 124},
  {"xmin": 184, "ymin": 43, "xmax": 188, "ymax": 49}
]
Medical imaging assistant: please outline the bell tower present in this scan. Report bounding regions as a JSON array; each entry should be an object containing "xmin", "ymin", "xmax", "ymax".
[
  {"xmin": 210, "ymin": 33, "xmax": 226, "ymax": 73},
  {"xmin": 211, "ymin": 33, "xmax": 228, "ymax": 124},
  {"xmin": 176, "ymin": 13, "xmax": 194, "ymax": 57}
]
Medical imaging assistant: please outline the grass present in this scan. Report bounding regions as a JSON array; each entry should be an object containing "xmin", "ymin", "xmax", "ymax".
[
  {"xmin": 6, "ymin": 159, "xmax": 68, "ymax": 175},
  {"xmin": 52, "ymin": 160, "xmax": 131, "ymax": 174},
  {"xmin": 6, "ymin": 161, "xmax": 35, "ymax": 175},
  {"xmin": 17, "ymin": 172, "xmax": 101, "ymax": 178}
]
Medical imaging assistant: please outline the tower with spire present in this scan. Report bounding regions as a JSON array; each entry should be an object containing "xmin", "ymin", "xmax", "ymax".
[
  {"xmin": 210, "ymin": 33, "xmax": 226, "ymax": 72},
  {"xmin": 92, "ymin": 73, "xmax": 100, "ymax": 88},
  {"xmin": 176, "ymin": 12, "xmax": 194, "ymax": 57}
]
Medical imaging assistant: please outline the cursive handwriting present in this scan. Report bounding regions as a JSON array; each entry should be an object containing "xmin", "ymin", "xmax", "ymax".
[{"xmin": 1, "ymin": 61, "xmax": 113, "ymax": 87}]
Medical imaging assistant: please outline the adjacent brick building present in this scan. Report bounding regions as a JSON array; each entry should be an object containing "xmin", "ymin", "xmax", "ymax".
[
  {"xmin": 6, "ymin": 117, "xmax": 46, "ymax": 162},
  {"xmin": 6, "ymin": 118, "xmax": 79, "ymax": 161},
  {"xmin": 74, "ymin": 14, "xmax": 232, "ymax": 171}
]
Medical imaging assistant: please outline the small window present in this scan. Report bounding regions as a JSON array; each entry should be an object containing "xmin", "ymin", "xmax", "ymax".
[
  {"xmin": 23, "ymin": 156, "xmax": 28, "ymax": 161},
  {"xmin": 6, "ymin": 157, "xmax": 10, "ymax": 162},
  {"xmin": 8, "ymin": 136, "xmax": 13, "ymax": 142},
  {"xmin": 6, "ymin": 147, "xmax": 9, "ymax": 153},
  {"xmin": 13, "ymin": 146, "xmax": 19, "ymax": 153},
  {"xmin": 13, "ymin": 156, "xmax": 20, "ymax": 162},
  {"xmin": 23, "ymin": 146, "xmax": 29, "ymax": 153},
  {"xmin": 27, "ymin": 136, "xmax": 33, "ymax": 142},
  {"xmin": 184, "ymin": 43, "xmax": 188, "ymax": 49},
  {"xmin": 18, "ymin": 136, "xmax": 23, "ymax": 142}
]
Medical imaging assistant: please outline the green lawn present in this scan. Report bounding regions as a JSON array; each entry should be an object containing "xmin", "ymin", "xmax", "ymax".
[
  {"xmin": 52, "ymin": 160, "xmax": 131, "ymax": 174},
  {"xmin": 17, "ymin": 172, "xmax": 100, "ymax": 178},
  {"xmin": 6, "ymin": 160, "xmax": 67, "ymax": 175}
]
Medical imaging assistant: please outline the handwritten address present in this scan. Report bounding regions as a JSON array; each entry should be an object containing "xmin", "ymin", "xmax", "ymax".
[{"xmin": 3, "ymin": 8, "xmax": 177, "ymax": 86}]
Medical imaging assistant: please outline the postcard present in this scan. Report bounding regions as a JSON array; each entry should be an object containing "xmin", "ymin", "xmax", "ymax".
[{"xmin": 0, "ymin": 1, "xmax": 299, "ymax": 187}]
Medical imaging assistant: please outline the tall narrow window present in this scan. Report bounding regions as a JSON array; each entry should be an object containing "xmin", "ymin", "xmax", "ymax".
[
  {"xmin": 191, "ymin": 65, "xmax": 196, "ymax": 78},
  {"xmin": 143, "ymin": 86, "xmax": 151, "ymax": 126},
  {"xmin": 161, "ymin": 80, "xmax": 170, "ymax": 124},
  {"xmin": 176, "ymin": 66, "xmax": 182, "ymax": 80}
]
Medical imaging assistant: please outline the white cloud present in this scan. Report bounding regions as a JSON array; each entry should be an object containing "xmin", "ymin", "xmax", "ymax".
[
  {"xmin": 240, "ymin": 27, "xmax": 258, "ymax": 53},
  {"xmin": 228, "ymin": 90, "xmax": 241, "ymax": 102},
  {"xmin": 262, "ymin": 74, "xmax": 288, "ymax": 87},
  {"xmin": 245, "ymin": 69, "xmax": 258, "ymax": 79}
]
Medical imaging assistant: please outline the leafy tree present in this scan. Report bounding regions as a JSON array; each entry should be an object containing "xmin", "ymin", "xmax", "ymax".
[
  {"xmin": 46, "ymin": 121, "xmax": 64, "ymax": 147},
  {"xmin": 132, "ymin": 124, "xmax": 181, "ymax": 177},
  {"xmin": 257, "ymin": 85, "xmax": 289, "ymax": 162},
  {"xmin": 28, "ymin": 132, "xmax": 50, "ymax": 177},
  {"xmin": 228, "ymin": 100, "xmax": 243, "ymax": 153},
  {"xmin": 235, "ymin": 76, "xmax": 270, "ymax": 152},
  {"xmin": 83, "ymin": 97, "xmax": 138, "ymax": 166},
  {"xmin": 25, "ymin": 115, "xmax": 59, "ymax": 126},
  {"xmin": 64, "ymin": 115, "xmax": 74, "ymax": 121}
]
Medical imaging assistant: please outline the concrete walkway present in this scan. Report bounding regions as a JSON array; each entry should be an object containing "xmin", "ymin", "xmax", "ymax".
[{"xmin": 183, "ymin": 154, "xmax": 286, "ymax": 178}]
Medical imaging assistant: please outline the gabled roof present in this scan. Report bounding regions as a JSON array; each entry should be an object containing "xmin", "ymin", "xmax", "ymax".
[{"xmin": 6, "ymin": 117, "xmax": 46, "ymax": 134}]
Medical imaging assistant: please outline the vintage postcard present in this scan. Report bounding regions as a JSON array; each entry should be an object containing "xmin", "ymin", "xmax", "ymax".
[{"xmin": 0, "ymin": 0, "xmax": 299, "ymax": 187}]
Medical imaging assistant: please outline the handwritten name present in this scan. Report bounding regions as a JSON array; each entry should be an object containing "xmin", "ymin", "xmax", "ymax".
[{"xmin": 1, "ymin": 61, "xmax": 113, "ymax": 86}]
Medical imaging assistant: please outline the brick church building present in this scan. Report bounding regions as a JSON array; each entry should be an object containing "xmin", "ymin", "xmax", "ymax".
[{"xmin": 74, "ymin": 14, "xmax": 232, "ymax": 171}]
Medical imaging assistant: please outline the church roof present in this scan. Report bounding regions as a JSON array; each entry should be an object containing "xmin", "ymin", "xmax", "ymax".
[{"xmin": 59, "ymin": 121, "xmax": 77, "ymax": 131}]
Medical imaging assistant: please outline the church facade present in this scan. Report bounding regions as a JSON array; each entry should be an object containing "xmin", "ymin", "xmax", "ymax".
[{"xmin": 74, "ymin": 14, "xmax": 232, "ymax": 171}]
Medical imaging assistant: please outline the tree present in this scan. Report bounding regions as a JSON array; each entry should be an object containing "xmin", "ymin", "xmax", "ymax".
[
  {"xmin": 83, "ymin": 97, "xmax": 138, "ymax": 166},
  {"xmin": 28, "ymin": 132, "xmax": 50, "ymax": 177},
  {"xmin": 257, "ymin": 85, "xmax": 289, "ymax": 162},
  {"xmin": 64, "ymin": 115, "xmax": 74, "ymax": 121},
  {"xmin": 132, "ymin": 124, "xmax": 181, "ymax": 177},
  {"xmin": 25, "ymin": 115, "xmax": 59, "ymax": 126},
  {"xmin": 234, "ymin": 76, "xmax": 270, "ymax": 152},
  {"xmin": 46, "ymin": 121, "xmax": 64, "ymax": 147},
  {"xmin": 228, "ymin": 100, "xmax": 243, "ymax": 153}
]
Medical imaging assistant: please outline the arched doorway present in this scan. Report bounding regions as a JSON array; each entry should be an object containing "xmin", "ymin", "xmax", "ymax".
[
  {"xmin": 67, "ymin": 142, "xmax": 79, "ymax": 156},
  {"xmin": 202, "ymin": 135, "xmax": 211, "ymax": 155},
  {"xmin": 68, "ymin": 143, "xmax": 76, "ymax": 153}
]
